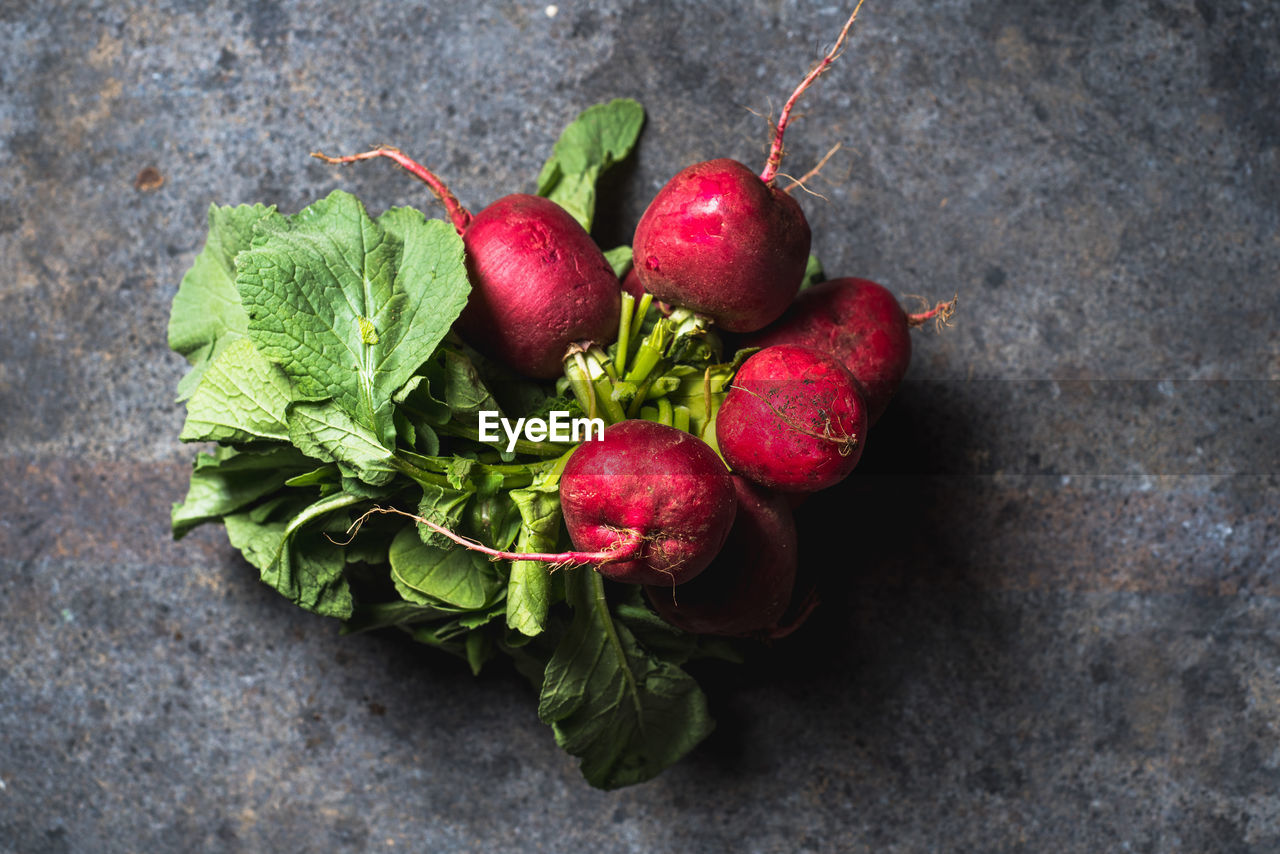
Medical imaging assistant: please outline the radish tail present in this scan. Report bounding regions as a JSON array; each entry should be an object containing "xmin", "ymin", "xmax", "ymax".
[
  {"xmin": 759, "ymin": 0, "xmax": 866, "ymax": 185},
  {"xmin": 311, "ymin": 146, "xmax": 474, "ymax": 233}
]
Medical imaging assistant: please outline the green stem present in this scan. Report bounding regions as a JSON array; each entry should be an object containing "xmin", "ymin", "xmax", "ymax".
[
  {"xmin": 435, "ymin": 422, "xmax": 571, "ymax": 458},
  {"xmin": 629, "ymin": 293, "xmax": 653, "ymax": 359},
  {"xmin": 564, "ymin": 356, "xmax": 598, "ymax": 421},
  {"xmin": 615, "ymin": 293, "xmax": 635, "ymax": 376},
  {"xmin": 673, "ymin": 405, "xmax": 691, "ymax": 433},
  {"xmin": 655, "ymin": 397, "xmax": 674, "ymax": 427}
]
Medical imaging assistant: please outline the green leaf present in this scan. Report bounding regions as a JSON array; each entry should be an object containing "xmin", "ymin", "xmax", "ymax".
[
  {"xmin": 224, "ymin": 492, "xmax": 361, "ymax": 619},
  {"xmin": 388, "ymin": 526, "xmax": 503, "ymax": 611},
  {"xmin": 171, "ymin": 445, "xmax": 316, "ymax": 538},
  {"xmin": 538, "ymin": 568, "xmax": 714, "ymax": 789},
  {"xmin": 536, "ymin": 99, "xmax": 645, "ymax": 231},
  {"xmin": 441, "ymin": 348, "xmax": 501, "ymax": 428},
  {"xmin": 613, "ymin": 598, "xmax": 696, "ymax": 665},
  {"xmin": 799, "ymin": 254, "xmax": 825, "ymax": 292},
  {"xmin": 169, "ymin": 203, "xmax": 284, "ymax": 400},
  {"xmin": 236, "ymin": 191, "xmax": 469, "ymax": 447},
  {"xmin": 286, "ymin": 400, "xmax": 400, "ymax": 486},
  {"xmin": 603, "ymin": 246, "xmax": 633, "ymax": 278},
  {"xmin": 466, "ymin": 630, "xmax": 495, "ymax": 676},
  {"xmin": 445, "ymin": 457, "xmax": 476, "ymax": 490},
  {"xmin": 505, "ymin": 484, "xmax": 561, "ymax": 637},
  {"xmin": 341, "ymin": 600, "xmax": 459, "ymax": 634},
  {"xmin": 179, "ymin": 338, "xmax": 292, "ymax": 444},
  {"xmin": 415, "ymin": 482, "xmax": 475, "ymax": 549}
]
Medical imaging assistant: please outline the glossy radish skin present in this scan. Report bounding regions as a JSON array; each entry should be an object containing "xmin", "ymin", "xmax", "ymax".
[
  {"xmin": 632, "ymin": 158, "xmax": 810, "ymax": 333},
  {"xmin": 717, "ymin": 344, "xmax": 867, "ymax": 492},
  {"xmin": 645, "ymin": 476, "xmax": 797, "ymax": 636},
  {"xmin": 746, "ymin": 278, "xmax": 911, "ymax": 425},
  {"xmin": 559, "ymin": 420, "xmax": 737, "ymax": 587},
  {"xmin": 456, "ymin": 194, "xmax": 621, "ymax": 378}
]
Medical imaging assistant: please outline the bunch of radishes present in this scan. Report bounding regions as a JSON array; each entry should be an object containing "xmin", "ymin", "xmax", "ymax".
[{"xmin": 316, "ymin": 4, "xmax": 952, "ymax": 640}]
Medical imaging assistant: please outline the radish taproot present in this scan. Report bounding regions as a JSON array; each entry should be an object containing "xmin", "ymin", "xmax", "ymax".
[
  {"xmin": 630, "ymin": 5, "xmax": 864, "ymax": 332},
  {"xmin": 716, "ymin": 344, "xmax": 868, "ymax": 492},
  {"xmin": 745, "ymin": 277, "xmax": 955, "ymax": 425},
  {"xmin": 645, "ymin": 475, "xmax": 797, "ymax": 637},
  {"xmin": 312, "ymin": 147, "xmax": 620, "ymax": 379}
]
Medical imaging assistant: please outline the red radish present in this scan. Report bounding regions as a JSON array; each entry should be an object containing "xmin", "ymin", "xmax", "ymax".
[
  {"xmin": 630, "ymin": 5, "xmax": 864, "ymax": 332},
  {"xmin": 312, "ymin": 147, "xmax": 620, "ymax": 379},
  {"xmin": 646, "ymin": 476, "xmax": 797, "ymax": 637},
  {"xmin": 745, "ymin": 277, "xmax": 955, "ymax": 424},
  {"xmin": 620, "ymin": 266, "xmax": 646, "ymax": 302},
  {"xmin": 559, "ymin": 420, "xmax": 738, "ymax": 586},
  {"xmin": 716, "ymin": 344, "xmax": 867, "ymax": 492},
  {"xmin": 345, "ymin": 423, "xmax": 735, "ymax": 585}
]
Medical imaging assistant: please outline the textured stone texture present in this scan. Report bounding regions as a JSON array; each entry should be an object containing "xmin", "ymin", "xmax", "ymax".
[{"xmin": 1, "ymin": 1, "xmax": 1277, "ymax": 851}]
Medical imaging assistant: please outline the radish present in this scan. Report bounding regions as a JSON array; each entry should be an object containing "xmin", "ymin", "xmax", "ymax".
[
  {"xmin": 645, "ymin": 476, "xmax": 797, "ymax": 637},
  {"xmin": 349, "ymin": 420, "xmax": 736, "ymax": 587},
  {"xmin": 716, "ymin": 344, "xmax": 867, "ymax": 492},
  {"xmin": 559, "ymin": 420, "xmax": 737, "ymax": 587},
  {"xmin": 745, "ymin": 277, "xmax": 955, "ymax": 425},
  {"xmin": 312, "ymin": 147, "xmax": 620, "ymax": 379},
  {"xmin": 630, "ymin": 5, "xmax": 864, "ymax": 332}
]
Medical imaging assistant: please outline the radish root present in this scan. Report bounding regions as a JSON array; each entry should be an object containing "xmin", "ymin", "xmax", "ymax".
[
  {"xmin": 760, "ymin": 0, "xmax": 867, "ymax": 185},
  {"xmin": 311, "ymin": 146, "xmax": 474, "ymax": 233},
  {"xmin": 335, "ymin": 505, "xmax": 643, "ymax": 568},
  {"xmin": 905, "ymin": 294, "xmax": 959, "ymax": 331}
]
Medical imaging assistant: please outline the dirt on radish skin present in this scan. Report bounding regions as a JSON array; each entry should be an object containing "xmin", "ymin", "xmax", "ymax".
[
  {"xmin": 716, "ymin": 344, "xmax": 868, "ymax": 492},
  {"xmin": 645, "ymin": 475, "xmax": 797, "ymax": 637},
  {"xmin": 313, "ymin": 149, "xmax": 620, "ymax": 379},
  {"xmin": 746, "ymin": 277, "xmax": 919, "ymax": 425},
  {"xmin": 559, "ymin": 420, "xmax": 737, "ymax": 587}
]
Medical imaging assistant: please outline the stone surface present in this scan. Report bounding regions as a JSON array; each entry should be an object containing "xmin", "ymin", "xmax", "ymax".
[{"xmin": 2, "ymin": 1, "xmax": 1277, "ymax": 851}]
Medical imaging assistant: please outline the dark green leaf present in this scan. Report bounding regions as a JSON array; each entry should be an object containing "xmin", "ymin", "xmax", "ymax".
[{"xmin": 538, "ymin": 568, "xmax": 714, "ymax": 789}]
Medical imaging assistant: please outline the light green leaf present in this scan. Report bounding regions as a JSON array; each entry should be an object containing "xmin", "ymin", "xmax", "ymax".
[
  {"xmin": 538, "ymin": 568, "xmax": 714, "ymax": 789},
  {"xmin": 505, "ymin": 484, "xmax": 561, "ymax": 637},
  {"xmin": 169, "ymin": 203, "xmax": 283, "ymax": 400},
  {"xmin": 388, "ymin": 526, "xmax": 503, "ymax": 611},
  {"xmin": 536, "ymin": 99, "xmax": 645, "ymax": 231},
  {"xmin": 236, "ymin": 191, "xmax": 469, "ymax": 447},
  {"xmin": 171, "ymin": 445, "xmax": 317, "ymax": 539},
  {"xmin": 603, "ymin": 246, "xmax": 633, "ymax": 278},
  {"xmin": 286, "ymin": 400, "xmax": 400, "ymax": 486},
  {"xmin": 179, "ymin": 338, "xmax": 292, "ymax": 444}
]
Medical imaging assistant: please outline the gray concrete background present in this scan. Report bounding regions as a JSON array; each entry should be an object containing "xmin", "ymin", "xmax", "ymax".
[{"xmin": 1, "ymin": 0, "xmax": 1277, "ymax": 851}]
